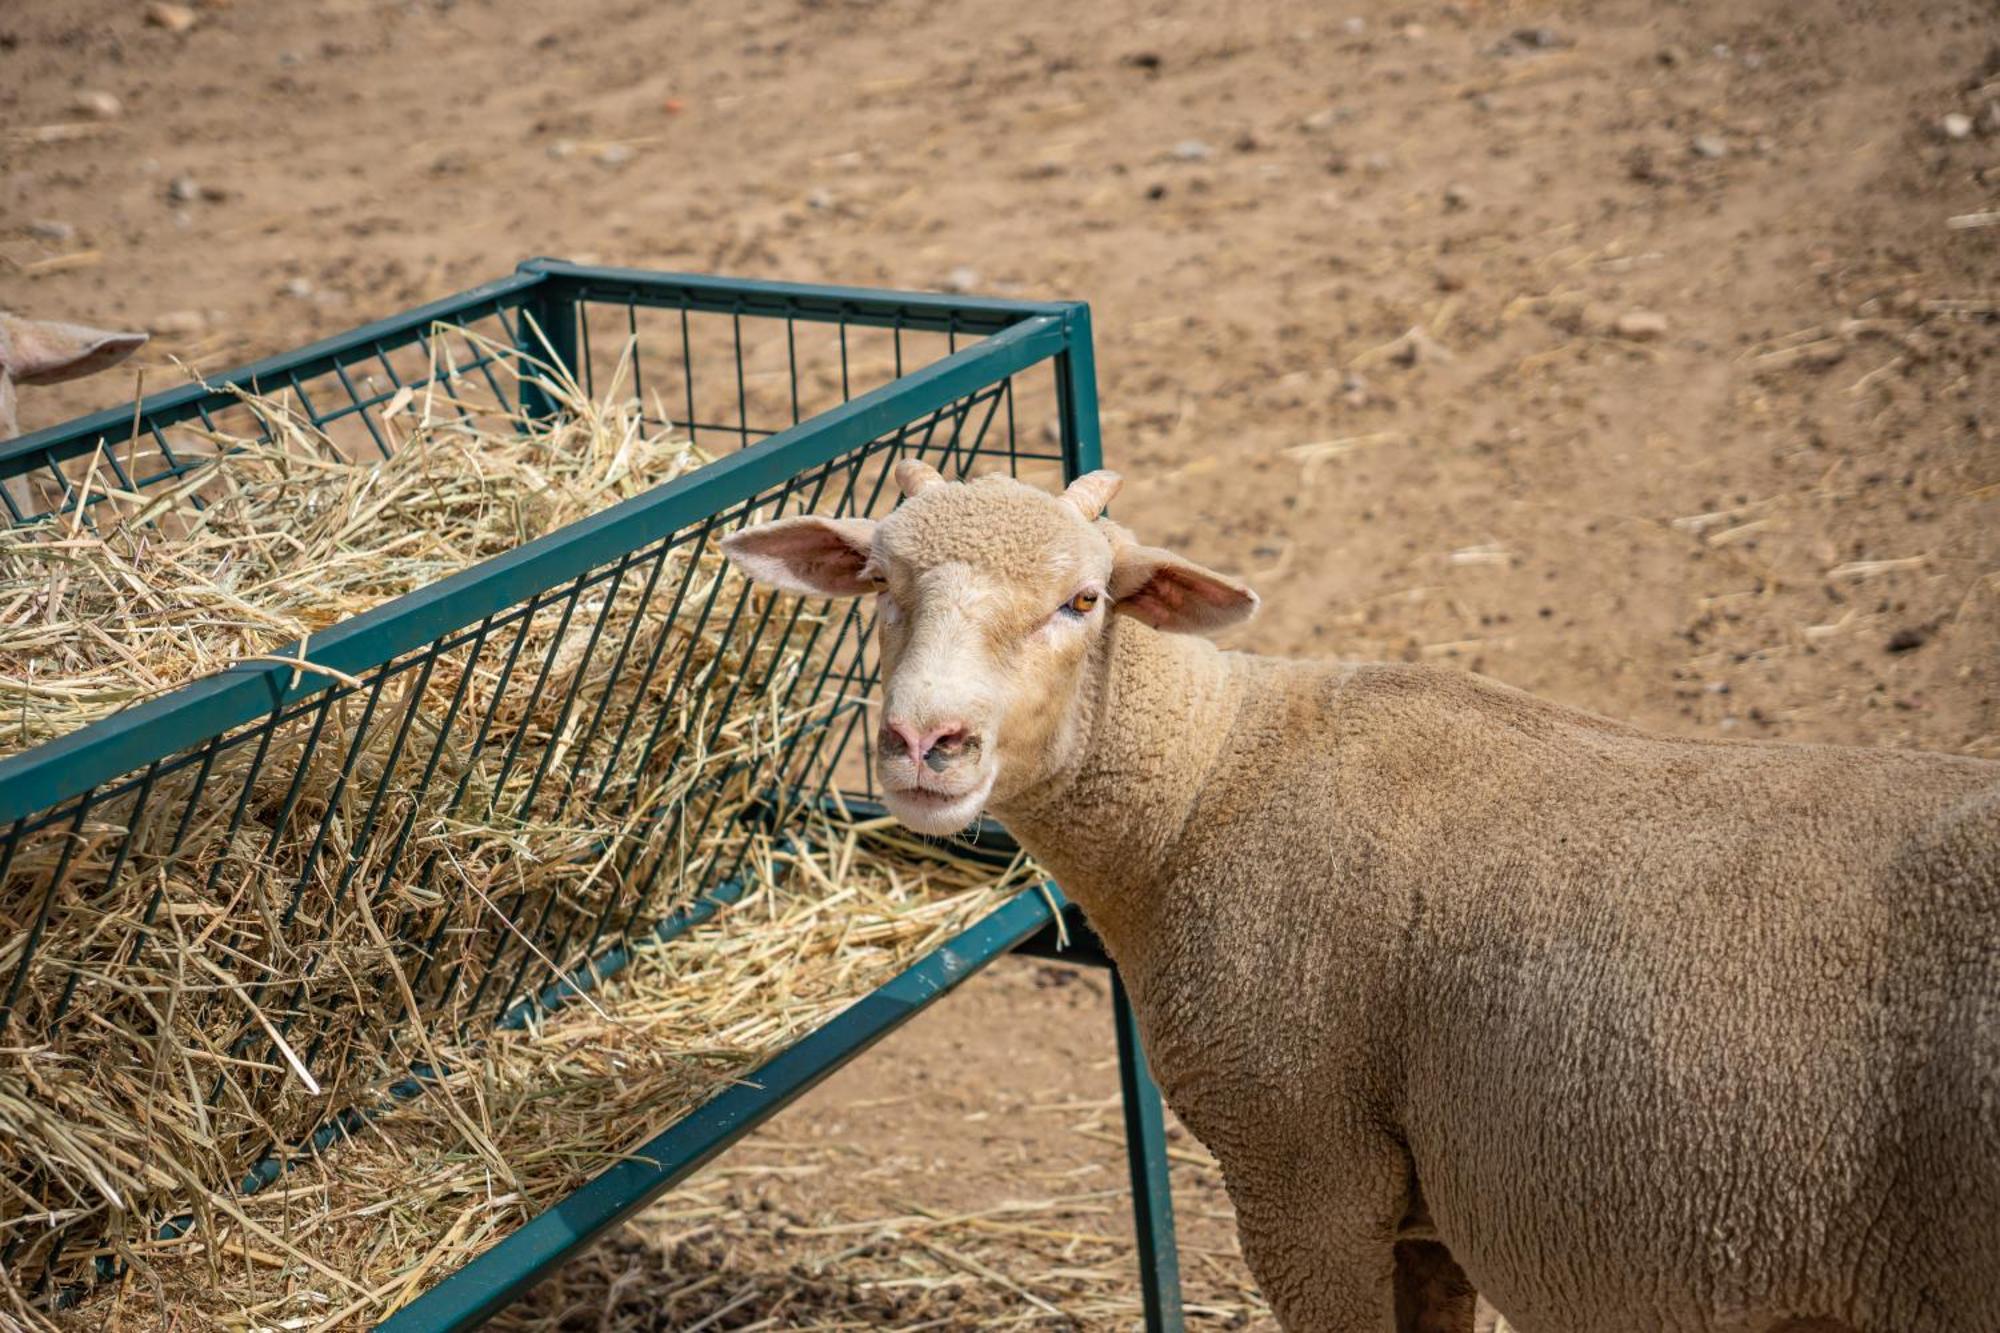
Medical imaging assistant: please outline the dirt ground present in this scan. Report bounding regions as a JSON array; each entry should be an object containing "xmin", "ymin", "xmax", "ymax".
[{"xmin": 5, "ymin": 0, "xmax": 1997, "ymax": 1327}]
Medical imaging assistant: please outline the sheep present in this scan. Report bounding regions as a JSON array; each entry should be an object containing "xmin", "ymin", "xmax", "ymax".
[
  {"xmin": 722, "ymin": 459, "xmax": 2000, "ymax": 1333},
  {"xmin": 0, "ymin": 311, "xmax": 148, "ymax": 522}
]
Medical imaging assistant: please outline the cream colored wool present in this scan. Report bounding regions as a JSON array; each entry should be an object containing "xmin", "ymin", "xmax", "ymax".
[{"xmin": 724, "ymin": 464, "xmax": 2000, "ymax": 1333}]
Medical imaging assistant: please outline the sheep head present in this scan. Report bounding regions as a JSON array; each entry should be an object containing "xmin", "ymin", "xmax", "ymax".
[{"xmin": 721, "ymin": 462, "xmax": 1258, "ymax": 835}]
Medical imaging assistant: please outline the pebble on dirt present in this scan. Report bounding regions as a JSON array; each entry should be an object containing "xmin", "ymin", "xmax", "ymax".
[
  {"xmin": 72, "ymin": 90, "xmax": 123, "ymax": 119},
  {"xmin": 26, "ymin": 220, "xmax": 76, "ymax": 242},
  {"xmin": 943, "ymin": 266, "xmax": 981, "ymax": 294},
  {"xmin": 1171, "ymin": 139, "xmax": 1214, "ymax": 162},
  {"xmin": 144, "ymin": 2, "xmax": 199, "ymax": 33},
  {"xmin": 149, "ymin": 309, "xmax": 208, "ymax": 336},
  {"xmin": 1691, "ymin": 134, "xmax": 1729, "ymax": 159},
  {"xmin": 1886, "ymin": 625, "xmax": 1932, "ymax": 654},
  {"xmin": 1939, "ymin": 112, "xmax": 1973, "ymax": 141},
  {"xmin": 1615, "ymin": 310, "xmax": 1669, "ymax": 340},
  {"xmin": 167, "ymin": 174, "xmax": 200, "ymax": 203}
]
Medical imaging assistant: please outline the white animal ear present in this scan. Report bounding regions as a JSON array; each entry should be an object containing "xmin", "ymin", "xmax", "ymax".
[
  {"xmin": 720, "ymin": 515, "xmax": 881, "ymax": 598},
  {"xmin": 0, "ymin": 314, "xmax": 148, "ymax": 386},
  {"xmin": 1108, "ymin": 541, "xmax": 1259, "ymax": 635}
]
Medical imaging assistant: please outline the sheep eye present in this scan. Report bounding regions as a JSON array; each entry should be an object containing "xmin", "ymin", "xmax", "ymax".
[{"xmin": 1062, "ymin": 589, "xmax": 1100, "ymax": 617}]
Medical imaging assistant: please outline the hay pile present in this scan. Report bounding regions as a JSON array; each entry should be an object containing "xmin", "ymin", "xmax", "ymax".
[
  {"xmin": 0, "ymin": 327, "xmax": 704, "ymax": 757},
  {"xmin": 0, "ymin": 330, "xmax": 995, "ymax": 1327},
  {"xmin": 51, "ymin": 821, "xmax": 1039, "ymax": 1330}
]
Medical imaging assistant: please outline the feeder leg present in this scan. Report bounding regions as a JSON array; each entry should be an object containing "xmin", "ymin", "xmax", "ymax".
[{"xmin": 1114, "ymin": 968, "xmax": 1186, "ymax": 1333}]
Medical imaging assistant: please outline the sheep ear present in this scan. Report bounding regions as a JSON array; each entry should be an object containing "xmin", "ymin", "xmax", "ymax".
[
  {"xmin": 720, "ymin": 515, "xmax": 881, "ymax": 598},
  {"xmin": 1109, "ymin": 542, "xmax": 1259, "ymax": 635},
  {"xmin": 0, "ymin": 314, "xmax": 148, "ymax": 387}
]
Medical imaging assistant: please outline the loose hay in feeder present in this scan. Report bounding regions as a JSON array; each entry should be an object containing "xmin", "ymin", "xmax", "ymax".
[
  {"xmin": 0, "ymin": 326, "xmax": 706, "ymax": 757},
  {"xmin": 48, "ymin": 821, "xmax": 1040, "ymax": 1330},
  {"xmin": 1, "ymin": 332, "xmax": 1004, "ymax": 1327}
]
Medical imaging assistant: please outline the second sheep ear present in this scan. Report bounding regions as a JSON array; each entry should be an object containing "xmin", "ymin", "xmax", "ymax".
[
  {"xmin": 720, "ymin": 515, "xmax": 881, "ymax": 598},
  {"xmin": 1108, "ymin": 541, "xmax": 1259, "ymax": 635}
]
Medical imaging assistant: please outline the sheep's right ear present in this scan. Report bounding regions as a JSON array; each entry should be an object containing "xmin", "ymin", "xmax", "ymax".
[
  {"xmin": 720, "ymin": 515, "xmax": 882, "ymax": 598},
  {"xmin": 1108, "ymin": 541, "xmax": 1259, "ymax": 635}
]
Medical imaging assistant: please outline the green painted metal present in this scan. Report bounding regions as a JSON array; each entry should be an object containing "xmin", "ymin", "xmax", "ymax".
[
  {"xmin": 376, "ymin": 883, "xmax": 1064, "ymax": 1332},
  {"xmin": 517, "ymin": 257, "xmax": 1072, "ymax": 336},
  {"xmin": 1115, "ymin": 971, "xmax": 1187, "ymax": 1333},
  {"xmin": 1054, "ymin": 301, "xmax": 1104, "ymax": 477},
  {"xmin": 514, "ymin": 273, "xmax": 578, "ymax": 422}
]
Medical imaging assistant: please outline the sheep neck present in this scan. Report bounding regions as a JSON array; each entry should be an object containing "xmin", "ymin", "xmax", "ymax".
[{"xmin": 990, "ymin": 616, "xmax": 1244, "ymax": 961}]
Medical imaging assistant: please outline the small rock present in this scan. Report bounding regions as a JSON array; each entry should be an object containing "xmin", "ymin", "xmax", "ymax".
[
  {"xmin": 1341, "ymin": 16, "xmax": 1367, "ymax": 35},
  {"xmin": 942, "ymin": 266, "xmax": 981, "ymax": 294},
  {"xmin": 1511, "ymin": 26, "xmax": 1567, "ymax": 49},
  {"xmin": 72, "ymin": 90, "xmax": 123, "ymax": 119},
  {"xmin": 26, "ymin": 219, "xmax": 75, "ymax": 242},
  {"xmin": 548, "ymin": 139, "xmax": 577, "ymax": 160},
  {"xmin": 1614, "ymin": 310, "xmax": 1669, "ymax": 341},
  {"xmin": 277, "ymin": 49, "xmax": 302, "ymax": 66},
  {"xmin": 149, "ymin": 309, "xmax": 207, "ymax": 336},
  {"xmin": 167, "ymin": 173, "xmax": 200, "ymax": 203},
  {"xmin": 805, "ymin": 187, "xmax": 835, "ymax": 210},
  {"xmin": 1399, "ymin": 22, "xmax": 1426, "ymax": 40},
  {"xmin": 1740, "ymin": 49, "xmax": 1764, "ymax": 70},
  {"xmin": 1442, "ymin": 181, "xmax": 1474, "ymax": 210},
  {"xmin": 1656, "ymin": 44, "xmax": 1687, "ymax": 67},
  {"xmin": 1886, "ymin": 625, "xmax": 1931, "ymax": 654},
  {"xmin": 1387, "ymin": 326, "xmax": 1454, "ymax": 367},
  {"xmin": 596, "ymin": 143, "xmax": 634, "ymax": 167},
  {"xmin": 1362, "ymin": 151, "xmax": 1392, "ymax": 174},
  {"xmin": 145, "ymin": 2, "xmax": 199, "ymax": 33},
  {"xmin": 1121, "ymin": 51, "xmax": 1163, "ymax": 72},
  {"xmin": 1171, "ymin": 138, "xmax": 1213, "ymax": 162},
  {"xmin": 281, "ymin": 276, "xmax": 314, "ymax": 298},
  {"xmin": 1940, "ymin": 112, "xmax": 1974, "ymax": 141},
  {"xmin": 1690, "ymin": 134, "xmax": 1728, "ymax": 159}
]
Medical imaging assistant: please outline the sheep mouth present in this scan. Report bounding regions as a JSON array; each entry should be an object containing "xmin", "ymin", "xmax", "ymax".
[{"xmin": 880, "ymin": 770, "xmax": 995, "ymax": 836}]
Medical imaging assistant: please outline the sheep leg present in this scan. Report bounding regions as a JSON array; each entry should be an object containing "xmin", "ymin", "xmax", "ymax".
[
  {"xmin": 1393, "ymin": 1239, "xmax": 1478, "ymax": 1333},
  {"xmin": 1228, "ymin": 1141, "xmax": 1409, "ymax": 1331}
]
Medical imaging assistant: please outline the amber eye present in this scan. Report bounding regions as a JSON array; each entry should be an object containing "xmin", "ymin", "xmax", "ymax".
[{"xmin": 1063, "ymin": 589, "xmax": 1100, "ymax": 616}]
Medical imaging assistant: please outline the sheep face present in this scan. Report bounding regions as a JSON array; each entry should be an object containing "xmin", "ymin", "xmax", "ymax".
[{"xmin": 721, "ymin": 461, "xmax": 1257, "ymax": 835}]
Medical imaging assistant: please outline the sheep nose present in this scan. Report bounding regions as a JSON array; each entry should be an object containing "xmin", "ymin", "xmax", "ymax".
[{"xmin": 880, "ymin": 720, "xmax": 976, "ymax": 771}]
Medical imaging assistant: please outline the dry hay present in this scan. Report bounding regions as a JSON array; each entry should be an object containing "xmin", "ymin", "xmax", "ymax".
[
  {"xmin": 0, "ymin": 331, "xmax": 963, "ymax": 1326},
  {"xmin": 0, "ymin": 326, "xmax": 706, "ymax": 757},
  {"xmin": 43, "ymin": 822, "xmax": 1042, "ymax": 1330}
]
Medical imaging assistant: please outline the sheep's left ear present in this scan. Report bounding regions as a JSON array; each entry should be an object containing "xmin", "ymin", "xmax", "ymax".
[
  {"xmin": 1108, "ymin": 541, "xmax": 1259, "ymax": 635},
  {"xmin": 720, "ymin": 515, "xmax": 881, "ymax": 598}
]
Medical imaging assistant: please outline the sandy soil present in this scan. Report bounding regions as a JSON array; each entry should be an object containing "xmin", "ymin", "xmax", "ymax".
[{"xmin": 5, "ymin": 0, "xmax": 1996, "ymax": 1326}]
